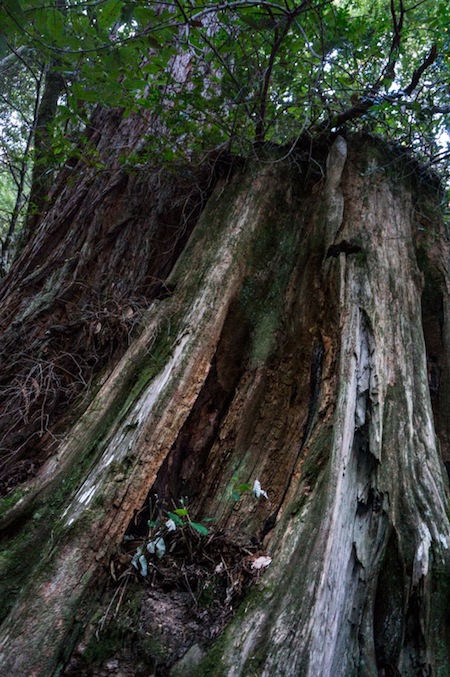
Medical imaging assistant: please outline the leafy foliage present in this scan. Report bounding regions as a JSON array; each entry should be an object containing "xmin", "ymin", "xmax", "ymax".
[
  {"xmin": 136, "ymin": 498, "xmax": 214, "ymax": 572},
  {"xmin": 0, "ymin": 0, "xmax": 449, "ymax": 264}
]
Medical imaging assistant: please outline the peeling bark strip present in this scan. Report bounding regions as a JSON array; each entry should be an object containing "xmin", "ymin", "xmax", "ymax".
[{"xmin": 0, "ymin": 135, "xmax": 450, "ymax": 676}]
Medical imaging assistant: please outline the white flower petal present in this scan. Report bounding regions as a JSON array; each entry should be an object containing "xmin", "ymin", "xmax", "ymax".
[
  {"xmin": 253, "ymin": 479, "xmax": 262, "ymax": 498},
  {"xmin": 253, "ymin": 479, "xmax": 268, "ymax": 499}
]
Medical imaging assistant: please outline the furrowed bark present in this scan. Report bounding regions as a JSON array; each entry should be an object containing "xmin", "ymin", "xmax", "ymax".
[
  {"xmin": 198, "ymin": 139, "xmax": 450, "ymax": 676},
  {"xmin": 0, "ymin": 131, "xmax": 449, "ymax": 676},
  {"xmin": 0, "ymin": 107, "xmax": 222, "ymax": 493}
]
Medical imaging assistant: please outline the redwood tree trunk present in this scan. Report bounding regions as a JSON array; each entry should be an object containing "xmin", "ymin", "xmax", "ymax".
[{"xmin": 0, "ymin": 120, "xmax": 449, "ymax": 676}]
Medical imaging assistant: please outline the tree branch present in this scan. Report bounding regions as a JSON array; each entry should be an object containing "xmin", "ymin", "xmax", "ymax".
[
  {"xmin": 315, "ymin": 44, "xmax": 439, "ymax": 135},
  {"xmin": 370, "ymin": 0, "xmax": 404, "ymax": 96},
  {"xmin": 0, "ymin": 46, "xmax": 31, "ymax": 73},
  {"xmin": 404, "ymin": 44, "xmax": 438, "ymax": 95}
]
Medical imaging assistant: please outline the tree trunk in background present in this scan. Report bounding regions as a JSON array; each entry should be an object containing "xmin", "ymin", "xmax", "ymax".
[
  {"xmin": 23, "ymin": 57, "xmax": 65, "ymax": 238},
  {"xmin": 23, "ymin": 0, "xmax": 72, "ymax": 244},
  {"xmin": 0, "ymin": 118, "xmax": 449, "ymax": 676}
]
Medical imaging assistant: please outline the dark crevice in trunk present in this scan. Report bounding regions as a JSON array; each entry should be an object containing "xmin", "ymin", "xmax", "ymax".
[
  {"xmin": 24, "ymin": 61, "xmax": 65, "ymax": 243},
  {"xmin": 261, "ymin": 338, "xmax": 324, "ymax": 539},
  {"xmin": 417, "ymin": 250, "xmax": 450, "ymax": 465},
  {"xmin": 373, "ymin": 529, "xmax": 405, "ymax": 674},
  {"xmin": 148, "ymin": 359, "xmax": 235, "ymax": 502},
  {"xmin": 301, "ymin": 339, "xmax": 325, "ymax": 447},
  {"xmin": 126, "ymin": 300, "xmax": 252, "ymax": 535},
  {"xmin": 403, "ymin": 587, "xmax": 431, "ymax": 676}
]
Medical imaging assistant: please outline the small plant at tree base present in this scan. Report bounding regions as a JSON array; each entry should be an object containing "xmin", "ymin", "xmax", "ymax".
[
  {"xmin": 131, "ymin": 498, "xmax": 214, "ymax": 576},
  {"xmin": 130, "ymin": 478, "xmax": 269, "ymax": 577}
]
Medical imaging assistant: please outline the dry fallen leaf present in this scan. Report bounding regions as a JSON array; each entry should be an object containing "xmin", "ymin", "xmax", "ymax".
[{"xmin": 251, "ymin": 556, "xmax": 272, "ymax": 570}]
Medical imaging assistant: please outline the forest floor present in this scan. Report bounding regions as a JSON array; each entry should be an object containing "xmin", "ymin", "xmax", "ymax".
[{"xmin": 64, "ymin": 528, "xmax": 269, "ymax": 676}]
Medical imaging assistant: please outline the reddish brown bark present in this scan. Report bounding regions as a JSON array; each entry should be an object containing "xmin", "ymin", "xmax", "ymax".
[
  {"xmin": 0, "ymin": 121, "xmax": 449, "ymax": 676},
  {"xmin": 0, "ymin": 108, "xmax": 225, "ymax": 493}
]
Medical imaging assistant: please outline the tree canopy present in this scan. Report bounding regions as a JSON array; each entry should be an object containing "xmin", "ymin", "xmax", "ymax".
[{"xmin": 0, "ymin": 0, "xmax": 449, "ymax": 265}]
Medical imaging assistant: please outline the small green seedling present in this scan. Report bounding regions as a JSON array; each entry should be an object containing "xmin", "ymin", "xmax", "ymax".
[
  {"xmin": 165, "ymin": 507, "xmax": 211, "ymax": 536},
  {"xmin": 231, "ymin": 477, "xmax": 269, "ymax": 501},
  {"xmin": 231, "ymin": 477, "xmax": 252, "ymax": 500},
  {"xmin": 131, "ymin": 498, "xmax": 214, "ymax": 575}
]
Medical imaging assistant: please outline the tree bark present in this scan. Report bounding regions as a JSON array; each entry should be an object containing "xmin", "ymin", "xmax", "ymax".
[
  {"xmin": 0, "ymin": 120, "xmax": 449, "ymax": 676},
  {"xmin": 24, "ymin": 59, "xmax": 65, "ymax": 230},
  {"xmin": 0, "ymin": 107, "xmax": 220, "ymax": 492}
]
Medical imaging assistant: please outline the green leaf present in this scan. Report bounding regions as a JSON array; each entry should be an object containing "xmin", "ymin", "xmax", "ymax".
[
  {"xmin": 167, "ymin": 511, "xmax": 184, "ymax": 525},
  {"xmin": 189, "ymin": 522, "xmax": 209, "ymax": 536},
  {"xmin": 32, "ymin": 8, "xmax": 49, "ymax": 36},
  {"xmin": 133, "ymin": 6, "xmax": 158, "ymax": 28},
  {"xmin": 2, "ymin": 0, "xmax": 22, "ymax": 16},
  {"xmin": 98, "ymin": 0, "xmax": 123, "ymax": 30},
  {"xmin": 47, "ymin": 7, "xmax": 65, "ymax": 40},
  {"xmin": 234, "ymin": 483, "xmax": 251, "ymax": 493},
  {"xmin": 240, "ymin": 14, "xmax": 277, "ymax": 30},
  {"xmin": 71, "ymin": 12, "xmax": 90, "ymax": 35},
  {"xmin": 173, "ymin": 508, "xmax": 188, "ymax": 516},
  {"xmin": 63, "ymin": 35, "xmax": 84, "ymax": 50},
  {"xmin": 0, "ymin": 33, "xmax": 8, "ymax": 60}
]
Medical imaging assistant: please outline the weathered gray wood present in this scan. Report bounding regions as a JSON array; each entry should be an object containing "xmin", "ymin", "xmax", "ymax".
[{"xmin": 0, "ymin": 132, "xmax": 449, "ymax": 676}]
